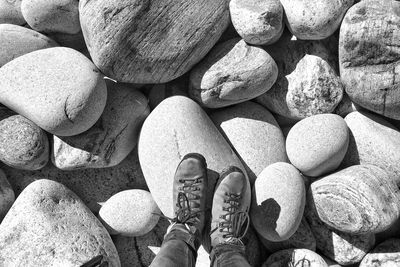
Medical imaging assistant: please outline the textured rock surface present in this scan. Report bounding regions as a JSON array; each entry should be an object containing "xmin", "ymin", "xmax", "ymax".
[
  {"xmin": 259, "ymin": 217, "xmax": 316, "ymax": 254},
  {"xmin": 306, "ymin": 199, "xmax": 376, "ymax": 265},
  {"xmin": 360, "ymin": 238, "xmax": 400, "ymax": 267},
  {"xmin": 52, "ymin": 82, "xmax": 149, "ymax": 170},
  {"xmin": 0, "ymin": 115, "xmax": 49, "ymax": 170},
  {"xmin": 0, "ymin": 0, "xmax": 25, "ymax": 25},
  {"xmin": 0, "ymin": 169, "xmax": 14, "ymax": 221},
  {"xmin": 138, "ymin": 96, "xmax": 250, "ymax": 219},
  {"xmin": 0, "ymin": 179, "xmax": 120, "ymax": 266},
  {"xmin": 263, "ymin": 248, "xmax": 328, "ymax": 267},
  {"xmin": 21, "ymin": 0, "xmax": 80, "ymax": 34},
  {"xmin": 340, "ymin": 0, "xmax": 400, "ymax": 119},
  {"xmin": 99, "ymin": 189, "xmax": 160, "ymax": 237},
  {"xmin": 281, "ymin": 0, "xmax": 353, "ymax": 40},
  {"xmin": 342, "ymin": 111, "xmax": 400, "ymax": 185},
  {"xmin": 0, "ymin": 24, "xmax": 58, "ymax": 68},
  {"xmin": 229, "ymin": 0, "xmax": 283, "ymax": 45},
  {"xmin": 80, "ymin": 0, "xmax": 230, "ymax": 83},
  {"xmin": 286, "ymin": 114, "xmax": 349, "ymax": 177},
  {"xmin": 0, "ymin": 47, "xmax": 107, "ymax": 136},
  {"xmin": 251, "ymin": 162, "xmax": 305, "ymax": 242},
  {"xmin": 189, "ymin": 38, "xmax": 278, "ymax": 108},
  {"xmin": 210, "ymin": 101, "xmax": 287, "ymax": 183},
  {"xmin": 256, "ymin": 30, "xmax": 342, "ymax": 120},
  {"xmin": 309, "ymin": 165, "xmax": 400, "ymax": 234}
]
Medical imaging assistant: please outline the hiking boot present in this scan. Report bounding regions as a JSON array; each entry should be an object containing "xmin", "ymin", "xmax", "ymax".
[
  {"xmin": 171, "ymin": 153, "xmax": 208, "ymax": 235},
  {"xmin": 210, "ymin": 166, "xmax": 250, "ymax": 247}
]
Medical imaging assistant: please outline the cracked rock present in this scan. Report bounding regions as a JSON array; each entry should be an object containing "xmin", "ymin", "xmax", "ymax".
[
  {"xmin": 52, "ymin": 81, "xmax": 149, "ymax": 170},
  {"xmin": 189, "ymin": 38, "xmax": 278, "ymax": 108},
  {"xmin": 0, "ymin": 47, "xmax": 107, "ymax": 136},
  {"xmin": 340, "ymin": 0, "xmax": 400, "ymax": 120}
]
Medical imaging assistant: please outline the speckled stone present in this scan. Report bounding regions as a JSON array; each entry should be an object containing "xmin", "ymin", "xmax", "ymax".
[
  {"xmin": 342, "ymin": 111, "xmax": 400, "ymax": 185},
  {"xmin": 309, "ymin": 165, "xmax": 400, "ymax": 234},
  {"xmin": 138, "ymin": 96, "xmax": 250, "ymax": 233},
  {"xmin": 99, "ymin": 190, "xmax": 160, "ymax": 237},
  {"xmin": 286, "ymin": 114, "xmax": 349, "ymax": 177},
  {"xmin": 0, "ymin": 169, "xmax": 14, "ymax": 221},
  {"xmin": 263, "ymin": 248, "xmax": 328, "ymax": 267},
  {"xmin": 0, "ymin": 47, "xmax": 107, "ymax": 136},
  {"xmin": 339, "ymin": 0, "xmax": 400, "ymax": 119},
  {"xmin": 52, "ymin": 82, "xmax": 149, "ymax": 170},
  {"xmin": 229, "ymin": 0, "xmax": 283, "ymax": 45},
  {"xmin": 281, "ymin": 0, "xmax": 353, "ymax": 40},
  {"xmin": 251, "ymin": 162, "xmax": 305, "ymax": 242},
  {"xmin": 0, "ymin": 179, "xmax": 120, "ymax": 266},
  {"xmin": 0, "ymin": 115, "xmax": 49, "ymax": 170},
  {"xmin": 360, "ymin": 239, "xmax": 400, "ymax": 267},
  {"xmin": 0, "ymin": 0, "xmax": 25, "ymax": 25},
  {"xmin": 210, "ymin": 101, "xmax": 287, "ymax": 184},
  {"xmin": 21, "ymin": 0, "xmax": 80, "ymax": 34},
  {"xmin": 256, "ymin": 30, "xmax": 342, "ymax": 120},
  {"xmin": 189, "ymin": 38, "xmax": 278, "ymax": 108},
  {"xmin": 306, "ymin": 201, "xmax": 375, "ymax": 266},
  {"xmin": 0, "ymin": 24, "xmax": 58, "ymax": 68}
]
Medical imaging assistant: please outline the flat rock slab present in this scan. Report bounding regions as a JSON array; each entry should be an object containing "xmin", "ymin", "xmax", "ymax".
[{"xmin": 0, "ymin": 179, "xmax": 120, "ymax": 266}]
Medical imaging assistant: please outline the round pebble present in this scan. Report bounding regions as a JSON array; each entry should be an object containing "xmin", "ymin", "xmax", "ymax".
[
  {"xmin": 99, "ymin": 190, "xmax": 160, "ymax": 237},
  {"xmin": 286, "ymin": 114, "xmax": 349, "ymax": 177}
]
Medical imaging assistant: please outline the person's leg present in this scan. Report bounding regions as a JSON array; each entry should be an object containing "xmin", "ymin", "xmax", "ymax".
[
  {"xmin": 209, "ymin": 166, "xmax": 252, "ymax": 267},
  {"xmin": 149, "ymin": 153, "xmax": 208, "ymax": 267}
]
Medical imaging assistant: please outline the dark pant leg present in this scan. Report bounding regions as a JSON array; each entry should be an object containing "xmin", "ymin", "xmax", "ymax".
[{"xmin": 210, "ymin": 243, "xmax": 251, "ymax": 267}]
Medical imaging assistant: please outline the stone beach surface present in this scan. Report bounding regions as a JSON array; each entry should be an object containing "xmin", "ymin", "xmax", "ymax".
[{"xmin": 1, "ymin": 0, "xmax": 400, "ymax": 266}]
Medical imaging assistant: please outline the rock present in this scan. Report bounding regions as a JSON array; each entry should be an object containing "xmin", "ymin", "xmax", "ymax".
[
  {"xmin": 342, "ymin": 111, "xmax": 400, "ymax": 185},
  {"xmin": 259, "ymin": 217, "xmax": 316, "ymax": 254},
  {"xmin": 1, "ymin": 148, "xmax": 147, "ymax": 214},
  {"xmin": 251, "ymin": 162, "xmax": 305, "ymax": 242},
  {"xmin": 138, "ymin": 96, "xmax": 250, "ymax": 220},
  {"xmin": 309, "ymin": 165, "xmax": 400, "ymax": 234},
  {"xmin": 0, "ymin": 24, "xmax": 58, "ymax": 68},
  {"xmin": 323, "ymin": 257, "xmax": 343, "ymax": 267},
  {"xmin": 339, "ymin": 0, "xmax": 400, "ymax": 120},
  {"xmin": 229, "ymin": 0, "xmax": 284, "ymax": 45},
  {"xmin": 0, "ymin": 47, "xmax": 107, "ymax": 136},
  {"xmin": 189, "ymin": 38, "xmax": 278, "ymax": 108},
  {"xmin": 80, "ymin": 0, "xmax": 230, "ymax": 83},
  {"xmin": 306, "ymin": 203, "xmax": 375, "ymax": 266},
  {"xmin": 210, "ymin": 101, "xmax": 287, "ymax": 184},
  {"xmin": 263, "ymin": 248, "xmax": 328, "ymax": 267},
  {"xmin": 0, "ymin": 115, "xmax": 49, "ymax": 170},
  {"xmin": 148, "ymin": 75, "xmax": 189, "ymax": 110},
  {"xmin": 286, "ymin": 114, "xmax": 349, "ymax": 177},
  {"xmin": 281, "ymin": 0, "xmax": 353, "ymax": 40},
  {"xmin": 21, "ymin": 0, "xmax": 80, "ymax": 34},
  {"xmin": 0, "ymin": 169, "xmax": 14, "ymax": 221},
  {"xmin": 0, "ymin": 0, "xmax": 25, "ymax": 25},
  {"xmin": 360, "ymin": 238, "xmax": 400, "ymax": 267},
  {"xmin": 52, "ymin": 82, "xmax": 149, "ymax": 170},
  {"xmin": 376, "ymin": 217, "xmax": 400, "ymax": 244},
  {"xmin": 0, "ymin": 179, "xmax": 120, "ymax": 266},
  {"xmin": 98, "ymin": 189, "xmax": 160, "ymax": 237},
  {"xmin": 256, "ymin": 30, "xmax": 343, "ymax": 120}
]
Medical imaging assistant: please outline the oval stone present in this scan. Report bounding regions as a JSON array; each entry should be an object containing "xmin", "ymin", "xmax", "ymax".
[
  {"xmin": 360, "ymin": 238, "xmax": 400, "ymax": 267},
  {"xmin": 0, "ymin": 115, "xmax": 49, "ymax": 170},
  {"xmin": 0, "ymin": 47, "xmax": 107, "ymax": 136},
  {"xmin": 286, "ymin": 114, "xmax": 349, "ymax": 177},
  {"xmin": 189, "ymin": 38, "xmax": 278, "ymax": 108},
  {"xmin": 0, "ymin": 0, "xmax": 25, "ymax": 25},
  {"xmin": 229, "ymin": 0, "xmax": 284, "ymax": 45},
  {"xmin": 251, "ymin": 162, "xmax": 305, "ymax": 242},
  {"xmin": 210, "ymin": 101, "xmax": 287, "ymax": 184},
  {"xmin": 281, "ymin": 0, "xmax": 353, "ymax": 40},
  {"xmin": 0, "ymin": 169, "xmax": 14, "ymax": 220},
  {"xmin": 339, "ymin": 0, "xmax": 400, "ymax": 119},
  {"xmin": 138, "ymin": 96, "xmax": 250, "ymax": 218},
  {"xmin": 98, "ymin": 189, "xmax": 160, "ymax": 237},
  {"xmin": 309, "ymin": 165, "xmax": 400, "ymax": 234},
  {"xmin": 0, "ymin": 179, "xmax": 120, "ymax": 266},
  {"xmin": 263, "ymin": 249, "xmax": 328, "ymax": 267},
  {"xmin": 79, "ymin": 0, "xmax": 230, "ymax": 83},
  {"xmin": 0, "ymin": 24, "xmax": 58, "ymax": 68}
]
